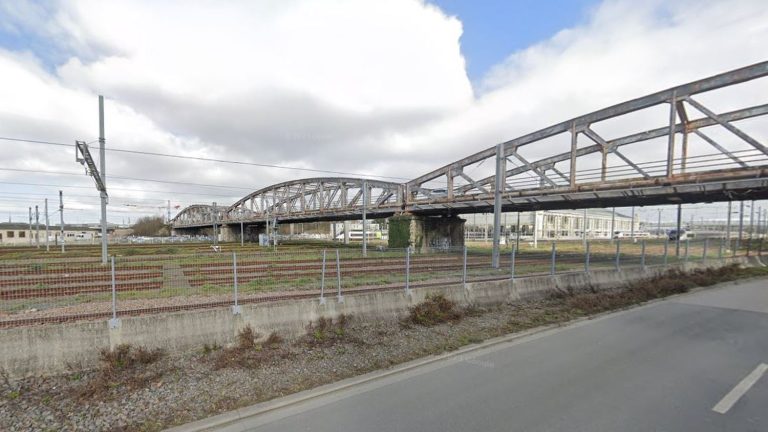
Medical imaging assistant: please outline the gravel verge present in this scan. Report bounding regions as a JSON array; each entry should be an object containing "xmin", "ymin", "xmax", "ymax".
[{"xmin": 1, "ymin": 264, "xmax": 765, "ymax": 432}]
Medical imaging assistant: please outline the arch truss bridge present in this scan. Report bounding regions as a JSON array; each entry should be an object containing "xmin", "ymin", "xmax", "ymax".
[{"xmin": 172, "ymin": 60, "xmax": 768, "ymax": 265}]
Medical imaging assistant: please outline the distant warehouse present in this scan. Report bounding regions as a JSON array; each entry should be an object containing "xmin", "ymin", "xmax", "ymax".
[
  {"xmin": 0, "ymin": 222, "xmax": 112, "ymax": 246},
  {"xmin": 463, "ymin": 209, "xmax": 638, "ymax": 241}
]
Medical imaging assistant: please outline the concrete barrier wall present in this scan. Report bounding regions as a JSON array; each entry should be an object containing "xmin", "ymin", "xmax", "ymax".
[{"xmin": 0, "ymin": 258, "xmax": 753, "ymax": 379}]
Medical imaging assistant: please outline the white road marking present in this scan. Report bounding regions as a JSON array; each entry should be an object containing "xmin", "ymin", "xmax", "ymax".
[{"xmin": 712, "ymin": 363, "xmax": 768, "ymax": 414}]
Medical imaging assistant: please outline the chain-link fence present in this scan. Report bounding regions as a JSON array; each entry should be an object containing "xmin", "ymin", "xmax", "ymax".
[{"xmin": 0, "ymin": 238, "xmax": 761, "ymax": 327}]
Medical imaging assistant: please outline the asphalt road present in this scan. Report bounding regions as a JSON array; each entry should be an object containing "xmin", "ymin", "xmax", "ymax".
[{"xmin": 220, "ymin": 278, "xmax": 768, "ymax": 432}]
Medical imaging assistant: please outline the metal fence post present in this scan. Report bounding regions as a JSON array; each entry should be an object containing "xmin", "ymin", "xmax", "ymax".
[
  {"xmin": 719, "ymin": 238, "xmax": 724, "ymax": 262},
  {"xmin": 108, "ymin": 256, "xmax": 119, "ymax": 329},
  {"xmin": 664, "ymin": 237, "xmax": 669, "ymax": 267},
  {"xmin": 232, "ymin": 252, "xmax": 240, "ymax": 314},
  {"xmin": 641, "ymin": 240, "xmax": 646, "ymax": 270},
  {"xmin": 405, "ymin": 247, "xmax": 411, "ymax": 294},
  {"xmin": 585, "ymin": 241, "xmax": 590, "ymax": 273},
  {"xmin": 615, "ymin": 241, "xmax": 621, "ymax": 272},
  {"xmin": 703, "ymin": 239, "xmax": 709, "ymax": 264},
  {"xmin": 684, "ymin": 239, "xmax": 689, "ymax": 263},
  {"xmin": 510, "ymin": 246, "xmax": 516, "ymax": 281},
  {"xmin": 462, "ymin": 245, "xmax": 468, "ymax": 288},
  {"xmin": 319, "ymin": 249, "xmax": 327, "ymax": 304},
  {"xmin": 550, "ymin": 242, "xmax": 556, "ymax": 276},
  {"xmin": 336, "ymin": 249, "xmax": 343, "ymax": 303}
]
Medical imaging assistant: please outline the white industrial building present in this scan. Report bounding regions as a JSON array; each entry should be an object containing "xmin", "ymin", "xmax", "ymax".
[
  {"xmin": 464, "ymin": 209, "xmax": 639, "ymax": 241},
  {"xmin": 0, "ymin": 223, "xmax": 105, "ymax": 246}
]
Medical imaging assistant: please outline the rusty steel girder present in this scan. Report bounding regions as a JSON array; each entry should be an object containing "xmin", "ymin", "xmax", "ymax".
[
  {"xmin": 406, "ymin": 61, "xmax": 768, "ymax": 204},
  {"xmin": 172, "ymin": 178, "xmax": 403, "ymax": 227},
  {"xmin": 172, "ymin": 61, "xmax": 768, "ymax": 231}
]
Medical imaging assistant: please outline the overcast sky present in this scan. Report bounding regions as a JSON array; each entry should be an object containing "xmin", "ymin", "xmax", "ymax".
[{"xmin": 0, "ymin": 0, "xmax": 766, "ymax": 225}]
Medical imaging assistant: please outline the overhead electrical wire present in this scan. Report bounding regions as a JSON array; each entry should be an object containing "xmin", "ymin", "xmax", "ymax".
[
  {"xmin": 0, "ymin": 167, "xmax": 256, "ymax": 190},
  {"xmin": 0, "ymin": 181, "xmax": 238, "ymax": 197},
  {"xmin": 0, "ymin": 135, "xmax": 413, "ymax": 181}
]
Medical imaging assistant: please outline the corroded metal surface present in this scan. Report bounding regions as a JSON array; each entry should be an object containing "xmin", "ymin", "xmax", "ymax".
[{"xmin": 173, "ymin": 61, "xmax": 768, "ymax": 228}]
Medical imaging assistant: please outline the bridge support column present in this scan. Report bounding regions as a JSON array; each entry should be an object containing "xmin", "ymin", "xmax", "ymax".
[
  {"xmin": 172, "ymin": 227, "xmax": 206, "ymax": 237},
  {"xmin": 219, "ymin": 225, "xmax": 237, "ymax": 242},
  {"xmin": 387, "ymin": 215, "xmax": 464, "ymax": 252},
  {"xmin": 343, "ymin": 221, "xmax": 350, "ymax": 244},
  {"xmin": 236, "ymin": 224, "xmax": 263, "ymax": 243}
]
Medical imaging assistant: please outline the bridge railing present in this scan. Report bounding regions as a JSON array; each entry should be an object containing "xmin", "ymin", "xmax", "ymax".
[
  {"xmin": 406, "ymin": 61, "xmax": 768, "ymax": 205},
  {"xmin": 0, "ymin": 238, "xmax": 759, "ymax": 328}
]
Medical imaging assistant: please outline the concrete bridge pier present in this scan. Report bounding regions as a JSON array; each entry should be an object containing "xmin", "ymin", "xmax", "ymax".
[
  {"xmin": 220, "ymin": 223, "xmax": 265, "ymax": 243},
  {"xmin": 343, "ymin": 221, "xmax": 350, "ymax": 244},
  {"xmin": 387, "ymin": 214, "xmax": 465, "ymax": 252},
  {"xmin": 219, "ymin": 225, "xmax": 236, "ymax": 242},
  {"xmin": 171, "ymin": 227, "xmax": 208, "ymax": 237}
]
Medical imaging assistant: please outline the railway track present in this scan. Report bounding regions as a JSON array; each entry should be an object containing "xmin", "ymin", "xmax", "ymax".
[{"xmin": 0, "ymin": 271, "xmax": 549, "ymax": 328}]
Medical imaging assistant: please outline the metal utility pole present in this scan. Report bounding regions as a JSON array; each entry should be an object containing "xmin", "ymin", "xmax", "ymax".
[
  {"xmin": 749, "ymin": 200, "xmax": 755, "ymax": 240},
  {"xmin": 726, "ymin": 201, "xmax": 732, "ymax": 245},
  {"xmin": 72, "ymin": 97, "xmax": 109, "ymax": 262},
  {"xmin": 630, "ymin": 206, "xmax": 636, "ymax": 242},
  {"xmin": 264, "ymin": 200, "xmax": 270, "ymax": 247},
  {"xmin": 35, "ymin": 205, "xmax": 40, "ymax": 248},
  {"xmin": 675, "ymin": 204, "xmax": 682, "ymax": 257},
  {"xmin": 212, "ymin": 201, "xmax": 218, "ymax": 247},
  {"xmin": 657, "ymin": 208, "xmax": 662, "ymax": 238},
  {"xmin": 99, "ymin": 95, "xmax": 108, "ymax": 264},
  {"xmin": 492, "ymin": 143, "xmax": 505, "ymax": 268},
  {"xmin": 610, "ymin": 207, "xmax": 616, "ymax": 243},
  {"xmin": 737, "ymin": 201, "xmax": 744, "ymax": 250},
  {"xmin": 761, "ymin": 207, "xmax": 765, "ymax": 238},
  {"xmin": 515, "ymin": 212, "xmax": 521, "ymax": 252},
  {"xmin": 582, "ymin": 208, "xmax": 587, "ymax": 248},
  {"xmin": 59, "ymin": 191, "xmax": 65, "ymax": 253},
  {"xmin": 167, "ymin": 200, "xmax": 171, "ymax": 224},
  {"xmin": 362, "ymin": 180, "xmax": 368, "ymax": 257},
  {"xmin": 44, "ymin": 198, "xmax": 50, "ymax": 252},
  {"xmin": 28, "ymin": 207, "xmax": 32, "ymax": 246}
]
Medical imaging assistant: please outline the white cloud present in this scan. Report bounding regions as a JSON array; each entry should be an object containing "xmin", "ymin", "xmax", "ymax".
[
  {"xmin": 0, "ymin": 0, "xmax": 766, "ymax": 223},
  {"xmin": 398, "ymin": 0, "xmax": 768, "ymax": 177}
]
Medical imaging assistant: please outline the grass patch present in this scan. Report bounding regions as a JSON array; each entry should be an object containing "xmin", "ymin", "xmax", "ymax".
[
  {"xmin": 303, "ymin": 314, "xmax": 353, "ymax": 347},
  {"xmin": 561, "ymin": 264, "xmax": 767, "ymax": 315},
  {"xmin": 212, "ymin": 326, "xmax": 291, "ymax": 369},
  {"xmin": 154, "ymin": 247, "xmax": 179, "ymax": 255},
  {"xmin": 78, "ymin": 344, "xmax": 165, "ymax": 399},
  {"xmin": 407, "ymin": 293, "xmax": 464, "ymax": 326},
  {"xmin": 202, "ymin": 343, "xmax": 222, "ymax": 355}
]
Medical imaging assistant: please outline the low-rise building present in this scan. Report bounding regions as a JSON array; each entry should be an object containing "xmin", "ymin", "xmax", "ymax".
[
  {"xmin": 0, "ymin": 223, "xmax": 110, "ymax": 246},
  {"xmin": 464, "ymin": 209, "xmax": 639, "ymax": 241}
]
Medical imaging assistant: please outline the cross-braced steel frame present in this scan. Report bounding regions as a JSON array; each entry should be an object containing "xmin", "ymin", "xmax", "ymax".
[
  {"xmin": 406, "ymin": 61, "xmax": 768, "ymax": 266},
  {"xmin": 171, "ymin": 204, "xmax": 226, "ymax": 227},
  {"xmin": 172, "ymin": 61, "xmax": 768, "ymax": 267},
  {"xmin": 172, "ymin": 178, "xmax": 403, "ymax": 227},
  {"xmin": 407, "ymin": 61, "xmax": 768, "ymax": 205}
]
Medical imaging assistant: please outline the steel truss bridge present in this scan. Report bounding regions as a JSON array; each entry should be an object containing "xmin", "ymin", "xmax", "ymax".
[{"xmin": 172, "ymin": 61, "xmax": 768, "ymax": 251}]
